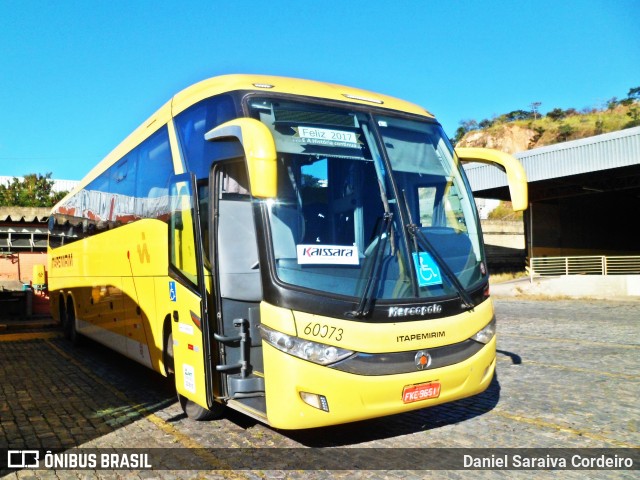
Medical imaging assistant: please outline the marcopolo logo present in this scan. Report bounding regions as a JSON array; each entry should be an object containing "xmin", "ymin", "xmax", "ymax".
[{"xmin": 388, "ymin": 304, "xmax": 443, "ymax": 318}]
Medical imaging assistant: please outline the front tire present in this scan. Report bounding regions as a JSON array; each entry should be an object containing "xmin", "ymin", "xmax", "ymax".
[
  {"xmin": 166, "ymin": 331, "xmax": 225, "ymax": 421},
  {"xmin": 178, "ymin": 394, "xmax": 225, "ymax": 421},
  {"xmin": 164, "ymin": 330, "xmax": 175, "ymax": 376}
]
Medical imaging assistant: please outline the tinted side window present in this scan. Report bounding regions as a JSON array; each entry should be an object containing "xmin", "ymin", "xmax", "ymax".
[
  {"xmin": 112, "ymin": 156, "xmax": 137, "ymax": 197},
  {"xmin": 136, "ymin": 126, "xmax": 174, "ymax": 222},
  {"xmin": 49, "ymin": 126, "xmax": 175, "ymax": 248},
  {"xmin": 174, "ymin": 94, "xmax": 240, "ymax": 179}
]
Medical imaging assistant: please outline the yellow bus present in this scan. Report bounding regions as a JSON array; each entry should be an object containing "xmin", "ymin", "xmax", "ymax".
[{"xmin": 48, "ymin": 74, "xmax": 527, "ymax": 429}]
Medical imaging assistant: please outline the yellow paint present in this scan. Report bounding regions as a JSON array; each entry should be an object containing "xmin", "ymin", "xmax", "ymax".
[
  {"xmin": 456, "ymin": 147, "xmax": 528, "ymax": 211},
  {"xmin": 205, "ymin": 118, "xmax": 277, "ymax": 198},
  {"xmin": 0, "ymin": 331, "xmax": 62, "ymax": 342},
  {"xmin": 262, "ymin": 336, "xmax": 497, "ymax": 429}
]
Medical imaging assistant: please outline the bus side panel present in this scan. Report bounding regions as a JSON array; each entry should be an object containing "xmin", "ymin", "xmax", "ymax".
[
  {"xmin": 159, "ymin": 277, "xmax": 209, "ymax": 410},
  {"xmin": 76, "ymin": 279, "xmax": 127, "ymax": 355},
  {"xmin": 122, "ymin": 219, "xmax": 170, "ymax": 372},
  {"xmin": 121, "ymin": 276, "xmax": 155, "ymax": 369}
]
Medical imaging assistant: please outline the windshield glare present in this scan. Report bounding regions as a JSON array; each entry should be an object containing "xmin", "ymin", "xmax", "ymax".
[{"xmin": 249, "ymin": 98, "xmax": 485, "ymax": 302}]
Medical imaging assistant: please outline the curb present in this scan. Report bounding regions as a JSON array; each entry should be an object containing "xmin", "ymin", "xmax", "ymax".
[{"xmin": 0, "ymin": 316, "xmax": 60, "ymax": 332}]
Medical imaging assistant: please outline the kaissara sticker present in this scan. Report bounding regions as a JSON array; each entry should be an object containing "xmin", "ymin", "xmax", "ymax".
[{"xmin": 297, "ymin": 244, "xmax": 359, "ymax": 265}]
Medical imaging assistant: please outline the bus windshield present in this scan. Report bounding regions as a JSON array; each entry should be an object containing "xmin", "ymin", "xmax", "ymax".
[{"xmin": 248, "ymin": 98, "xmax": 485, "ymax": 302}]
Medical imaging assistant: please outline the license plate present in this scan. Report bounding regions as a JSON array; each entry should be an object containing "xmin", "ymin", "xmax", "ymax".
[{"xmin": 402, "ymin": 382, "xmax": 441, "ymax": 404}]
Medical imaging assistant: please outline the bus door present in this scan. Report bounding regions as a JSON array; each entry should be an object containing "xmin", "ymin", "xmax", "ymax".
[
  {"xmin": 210, "ymin": 160, "xmax": 266, "ymax": 414},
  {"xmin": 168, "ymin": 173, "xmax": 216, "ymax": 414}
]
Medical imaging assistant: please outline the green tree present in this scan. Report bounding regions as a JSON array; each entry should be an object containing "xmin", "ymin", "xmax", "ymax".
[
  {"xmin": 487, "ymin": 201, "xmax": 522, "ymax": 220},
  {"xmin": 546, "ymin": 108, "xmax": 566, "ymax": 121},
  {"xmin": 625, "ymin": 105, "xmax": 640, "ymax": 128},
  {"xmin": 452, "ymin": 119, "xmax": 478, "ymax": 144},
  {"xmin": 595, "ymin": 118, "xmax": 605, "ymax": 135},
  {"xmin": 530, "ymin": 101, "xmax": 542, "ymax": 120},
  {"xmin": 556, "ymin": 123, "xmax": 575, "ymax": 142},
  {"xmin": 0, "ymin": 173, "xmax": 67, "ymax": 207},
  {"xmin": 621, "ymin": 87, "xmax": 640, "ymax": 106},
  {"xmin": 504, "ymin": 109, "xmax": 534, "ymax": 122}
]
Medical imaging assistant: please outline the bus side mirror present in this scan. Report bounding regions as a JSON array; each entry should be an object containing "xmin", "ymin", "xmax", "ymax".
[
  {"xmin": 455, "ymin": 147, "xmax": 528, "ymax": 211},
  {"xmin": 205, "ymin": 118, "xmax": 278, "ymax": 198}
]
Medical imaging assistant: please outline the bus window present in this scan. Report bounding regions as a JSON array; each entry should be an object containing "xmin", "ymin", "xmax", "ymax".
[
  {"xmin": 301, "ymin": 158, "xmax": 328, "ymax": 244},
  {"xmin": 169, "ymin": 181, "xmax": 199, "ymax": 286},
  {"xmin": 174, "ymin": 95, "xmax": 239, "ymax": 180},
  {"xmin": 215, "ymin": 161, "xmax": 260, "ymax": 301},
  {"xmin": 418, "ymin": 186, "xmax": 437, "ymax": 227},
  {"xmin": 112, "ymin": 157, "xmax": 136, "ymax": 196},
  {"xmin": 136, "ymin": 127, "xmax": 174, "ymax": 222}
]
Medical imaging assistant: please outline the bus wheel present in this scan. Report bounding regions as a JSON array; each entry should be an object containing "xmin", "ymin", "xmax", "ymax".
[
  {"xmin": 59, "ymin": 296, "xmax": 70, "ymax": 339},
  {"xmin": 178, "ymin": 394, "xmax": 225, "ymax": 421},
  {"xmin": 66, "ymin": 298, "xmax": 82, "ymax": 346},
  {"xmin": 164, "ymin": 330, "xmax": 175, "ymax": 376}
]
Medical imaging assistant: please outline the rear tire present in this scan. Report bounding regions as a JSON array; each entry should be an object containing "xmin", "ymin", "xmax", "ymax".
[
  {"xmin": 59, "ymin": 296, "xmax": 70, "ymax": 339},
  {"xmin": 66, "ymin": 298, "xmax": 82, "ymax": 346}
]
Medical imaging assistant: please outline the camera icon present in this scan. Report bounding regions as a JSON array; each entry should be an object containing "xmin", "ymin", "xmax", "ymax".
[{"xmin": 7, "ymin": 450, "xmax": 40, "ymax": 468}]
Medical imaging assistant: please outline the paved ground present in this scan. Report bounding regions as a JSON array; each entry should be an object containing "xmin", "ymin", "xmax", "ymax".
[{"xmin": 0, "ymin": 298, "xmax": 638, "ymax": 479}]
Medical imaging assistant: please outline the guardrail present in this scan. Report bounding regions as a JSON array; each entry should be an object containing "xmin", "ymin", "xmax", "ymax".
[{"xmin": 529, "ymin": 256, "xmax": 640, "ymax": 277}]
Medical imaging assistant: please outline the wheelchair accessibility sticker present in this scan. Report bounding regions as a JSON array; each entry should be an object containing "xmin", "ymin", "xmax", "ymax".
[
  {"xmin": 412, "ymin": 252, "xmax": 442, "ymax": 287},
  {"xmin": 169, "ymin": 281, "xmax": 177, "ymax": 302}
]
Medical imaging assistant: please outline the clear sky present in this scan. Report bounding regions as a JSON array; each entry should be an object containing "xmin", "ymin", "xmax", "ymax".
[{"xmin": 1, "ymin": 0, "xmax": 638, "ymax": 181}]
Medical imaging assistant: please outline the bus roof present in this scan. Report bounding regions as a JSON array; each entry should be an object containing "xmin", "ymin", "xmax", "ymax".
[
  {"xmin": 171, "ymin": 74, "xmax": 433, "ymax": 118},
  {"xmin": 58, "ymin": 74, "xmax": 435, "ymax": 205}
]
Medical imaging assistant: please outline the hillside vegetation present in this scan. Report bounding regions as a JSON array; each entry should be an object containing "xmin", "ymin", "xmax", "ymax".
[{"xmin": 454, "ymin": 86, "xmax": 640, "ymax": 153}]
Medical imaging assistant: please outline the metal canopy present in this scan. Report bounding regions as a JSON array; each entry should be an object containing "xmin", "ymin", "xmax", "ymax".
[{"xmin": 464, "ymin": 126, "xmax": 640, "ymax": 203}]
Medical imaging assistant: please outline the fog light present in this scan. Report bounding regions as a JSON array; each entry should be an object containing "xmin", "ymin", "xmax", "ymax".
[{"xmin": 300, "ymin": 392, "xmax": 330, "ymax": 412}]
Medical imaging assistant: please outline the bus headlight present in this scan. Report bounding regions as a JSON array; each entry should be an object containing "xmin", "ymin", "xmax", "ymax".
[
  {"xmin": 259, "ymin": 325, "xmax": 354, "ymax": 365},
  {"xmin": 471, "ymin": 318, "xmax": 496, "ymax": 344}
]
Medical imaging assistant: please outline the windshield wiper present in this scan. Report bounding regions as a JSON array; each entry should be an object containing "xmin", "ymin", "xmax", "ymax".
[
  {"xmin": 406, "ymin": 223, "xmax": 475, "ymax": 311},
  {"xmin": 347, "ymin": 212, "xmax": 394, "ymax": 318}
]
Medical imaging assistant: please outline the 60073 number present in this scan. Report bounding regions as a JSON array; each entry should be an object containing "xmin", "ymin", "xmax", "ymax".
[{"xmin": 303, "ymin": 323, "xmax": 343, "ymax": 341}]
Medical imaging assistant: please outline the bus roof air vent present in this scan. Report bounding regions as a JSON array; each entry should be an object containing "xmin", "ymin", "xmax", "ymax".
[{"xmin": 342, "ymin": 93, "xmax": 384, "ymax": 105}]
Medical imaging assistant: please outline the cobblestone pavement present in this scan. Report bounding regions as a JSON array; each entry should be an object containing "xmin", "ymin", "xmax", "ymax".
[{"xmin": 0, "ymin": 299, "xmax": 638, "ymax": 479}]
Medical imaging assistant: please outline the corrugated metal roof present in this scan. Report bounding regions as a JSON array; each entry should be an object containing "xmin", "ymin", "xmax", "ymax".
[
  {"xmin": 0, "ymin": 207, "xmax": 50, "ymax": 223},
  {"xmin": 463, "ymin": 126, "xmax": 640, "ymax": 190}
]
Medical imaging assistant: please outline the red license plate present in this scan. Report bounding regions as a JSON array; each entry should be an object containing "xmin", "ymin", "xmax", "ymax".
[{"xmin": 402, "ymin": 382, "xmax": 441, "ymax": 404}]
